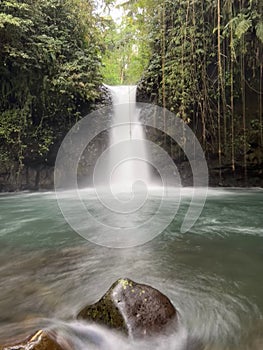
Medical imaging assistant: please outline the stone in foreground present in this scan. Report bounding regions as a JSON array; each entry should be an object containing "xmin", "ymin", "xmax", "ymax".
[
  {"xmin": 0, "ymin": 330, "xmax": 64, "ymax": 350},
  {"xmin": 77, "ymin": 277, "xmax": 177, "ymax": 337}
]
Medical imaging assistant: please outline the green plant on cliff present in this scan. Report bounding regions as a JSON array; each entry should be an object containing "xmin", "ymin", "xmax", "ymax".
[
  {"xmin": 0, "ymin": 0, "xmax": 103, "ymax": 171},
  {"xmin": 138, "ymin": 0, "xmax": 263, "ymax": 178}
]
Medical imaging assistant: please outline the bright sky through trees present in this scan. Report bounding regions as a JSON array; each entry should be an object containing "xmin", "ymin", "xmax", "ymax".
[{"xmin": 100, "ymin": 0, "xmax": 151, "ymax": 85}]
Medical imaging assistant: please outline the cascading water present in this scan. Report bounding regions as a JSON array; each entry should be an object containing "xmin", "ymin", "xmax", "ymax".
[{"xmin": 106, "ymin": 85, "xmax": 151, "ymax": 192}]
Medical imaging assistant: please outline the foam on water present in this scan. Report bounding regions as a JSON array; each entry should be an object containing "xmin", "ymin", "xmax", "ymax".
[{"xmin": 0, "ymin": 188, "xmax": 262, "ymax": 348}]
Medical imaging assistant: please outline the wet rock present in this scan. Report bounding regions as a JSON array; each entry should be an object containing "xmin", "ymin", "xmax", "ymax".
[
  {"xmin": 0, "ymin": 163, "xmax": 54, "ymax": 192},
  {"xmin": 0, "ymin": 330, "xmax": 64, "ymax": 350},
  {"xmin": 77, "ymin": 277, "xmax": 177, "ymax": 338}
]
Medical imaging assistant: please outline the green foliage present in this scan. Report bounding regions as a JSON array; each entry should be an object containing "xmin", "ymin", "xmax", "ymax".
[
  {"xmin": 256, "ymin": 21, "xmax": 263, "ymax": 43},
  {"xmin": 235, "ymin": 16, "xmax": 252, "ymax": 39},
  {"xmin": 1, "ymin": 0, "xmax": 262, "ymax": 179},
  {"xmin": 139, "ymin": 0, "xmax": 263, "ymax": 166},
  {"xmin": 101, "ymin": 0, "xmax": 152, "ymax": 85},
  {"xmin": 0, "ymin": 0, "xmax": 103, "ymax": 168}
]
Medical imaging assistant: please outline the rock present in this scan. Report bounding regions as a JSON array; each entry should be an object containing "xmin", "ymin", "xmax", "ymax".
[
  {"xmin": 77, "ymin": 277, "xmax": 177, "ymax": 338},
  {"xmin": 0, "ymin": 163, "xmax": 54, "ymax": 192},
  {"xmin": 0, "ymin": 329, "xmax": 64, "ymax": 350}
]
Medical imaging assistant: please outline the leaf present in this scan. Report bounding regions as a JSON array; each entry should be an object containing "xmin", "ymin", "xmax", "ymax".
[
  {"xmin": 116, "ymin": 0, "xmax": 138, "ymax": 9},
  {"xmin": 0, "ymin": 13, "xmax": 22, "ymax": 28},
  {"xmin": 256, "ymin": 21, "xmax": 263, "ymax": 44},
  {"xmin": 235, "ymin": 18, "xmax": 251, "ymax": 39},
  {"xmin": 0, "ymin": 12, "xmax": 32, "ymax": 29},
  {"xmin": 2, "ymin": 1, "xmax": 30, "ymax": 11}
]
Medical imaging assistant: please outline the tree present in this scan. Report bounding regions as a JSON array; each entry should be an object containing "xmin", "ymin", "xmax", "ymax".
[
  {"xmin": 101, "ymin": 0, "xmax": 153, "ymax": 84},
  {"xmin": 0, "ymin": 0, "xmax": 103, "ymax": 171},
  {"xmin": 138, "ymin": 0, "xmax": 263, "ymax": 177}
]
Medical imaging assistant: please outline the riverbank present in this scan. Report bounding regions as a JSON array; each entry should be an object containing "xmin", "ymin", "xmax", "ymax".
[{"xmin": 0, "ymin": 161, "xmax": 262, "ymax": 192}]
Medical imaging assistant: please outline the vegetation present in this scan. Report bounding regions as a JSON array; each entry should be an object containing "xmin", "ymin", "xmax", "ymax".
[
  {"xmin": 0, "ymin": 0, "xmax": 103, "ymax": 171},
  {"xmin": 101, "ymin": 1, "xmax": 152, "ymax": 85},
  {"xmin": 0, "ymin": 0, "xmax": 262, "ymax": 187},
  {"xmin": 137, "ymin": 0, "xmax": 263, "ymax": 183}
]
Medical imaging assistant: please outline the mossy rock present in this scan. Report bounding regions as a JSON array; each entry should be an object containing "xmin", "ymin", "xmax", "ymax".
[
  {"xmin": 77, "ymin": 277, "xmax": 177, "ymax": 337},
  {"xmin": 0, "ymin": 330, "xmax": 64, "ymax": 350}
]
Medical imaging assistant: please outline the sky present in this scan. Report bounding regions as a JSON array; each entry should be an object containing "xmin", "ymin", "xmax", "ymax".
[{"xmin": 95, "ymin": 0, "xmax": 125, "ymax": 24}]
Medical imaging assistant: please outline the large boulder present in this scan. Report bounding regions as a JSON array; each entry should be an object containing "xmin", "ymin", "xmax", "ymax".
[
  {"xmin": 0, "ymin": 330, "xmax": 64, "ymax": 350},
  {"xmin": 77, "ymin": 277, "xmax": 177, "ymax": 338}
]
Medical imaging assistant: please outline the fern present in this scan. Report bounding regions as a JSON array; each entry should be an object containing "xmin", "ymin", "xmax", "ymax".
[
  {"xmin": 235, "ymin": 18, "xmax": 252, "ymax": 39},
  {"xmin": 256, "ymin": 21, "xmax": 263, "ymax": 44},
  {"xmin": 2, "ymin": 1, "xmax": 30, "ymax": 11},
  {"xmin": 0, "ymin": 13, "xmax": 32, "ymax": 29},
  {"xmin": 0, "ymin": 13, "xmax": 21, "ymax": 28}
]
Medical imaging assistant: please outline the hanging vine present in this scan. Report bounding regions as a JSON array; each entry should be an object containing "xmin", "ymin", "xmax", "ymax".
[
  {"xmin": 217, "ymin": 0, "xmax": 222, "ymax": 182},
  {"xmin": 139, "ymin": 0, "xmax": 263, "ymax": 184}
]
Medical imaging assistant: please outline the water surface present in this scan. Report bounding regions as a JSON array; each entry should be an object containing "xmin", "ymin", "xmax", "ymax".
[{"xmin": 0, "ymin": 188, "xmax": 262, "ymax": 349}]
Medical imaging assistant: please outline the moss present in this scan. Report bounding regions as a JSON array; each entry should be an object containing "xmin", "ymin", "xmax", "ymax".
[
  {"xmin": 77, "ymin": 282, "xmax": 128, "ymax": 334},
  {"xmin": 77, "ymin": 278, "xmax": 177, "ymax": 338}
]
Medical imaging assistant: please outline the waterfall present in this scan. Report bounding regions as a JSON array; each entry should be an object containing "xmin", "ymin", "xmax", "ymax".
[{"xmin": 106, "ymin": 85, "xmax": 151, "ymax": 192}]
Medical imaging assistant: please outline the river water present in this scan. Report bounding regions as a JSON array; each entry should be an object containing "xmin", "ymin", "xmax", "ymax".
[{"xmin": 0, "ymin": 188, "xmax": 262, "ymax": 349}]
